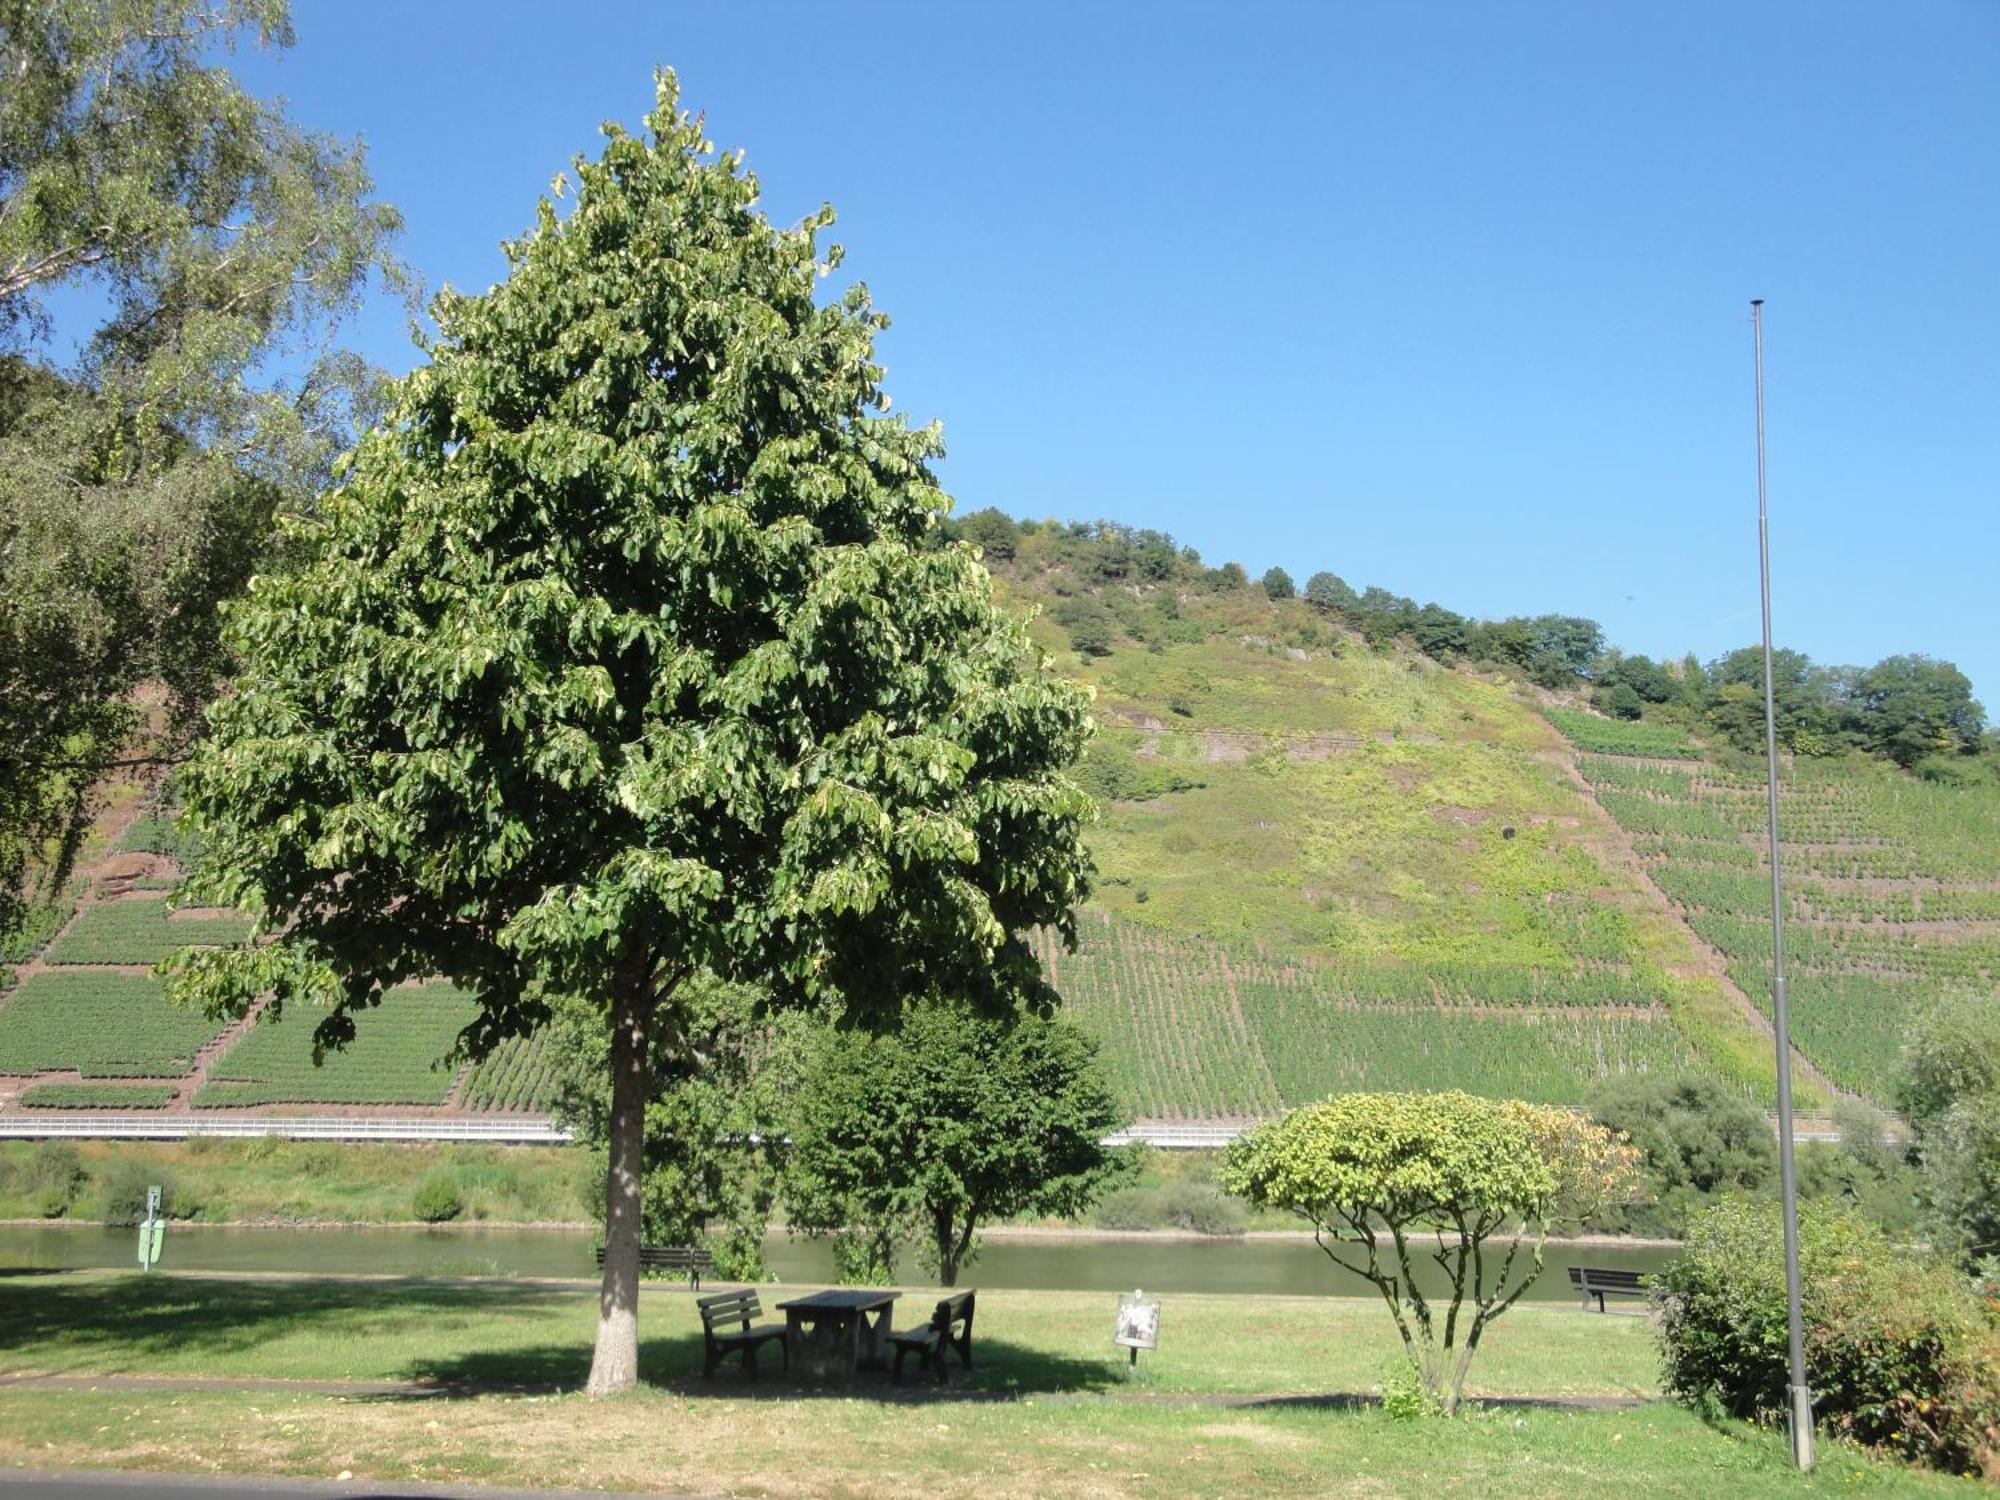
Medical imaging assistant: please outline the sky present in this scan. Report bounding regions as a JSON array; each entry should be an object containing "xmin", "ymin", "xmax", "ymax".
[{"xmin": 232, "ymin": 1, "xmax": 1998, "ymax": 702}]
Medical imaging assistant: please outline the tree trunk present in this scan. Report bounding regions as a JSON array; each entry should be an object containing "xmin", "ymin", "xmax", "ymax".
[
  {"xmin": 934, "ymin": 1209, "xmax": 958, "ymax": 1287},
  {"xmin": 586, "ymin": 972, "xmax": 651, "ymax": 1396}
]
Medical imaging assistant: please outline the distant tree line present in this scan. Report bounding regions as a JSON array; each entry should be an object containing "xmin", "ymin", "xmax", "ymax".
[{"xmin": 948, "ymin": 509, "xmax": 1990, "ymax": 777}]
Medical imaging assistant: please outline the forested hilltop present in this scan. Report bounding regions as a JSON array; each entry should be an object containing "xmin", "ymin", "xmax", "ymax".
[{"xmin": 940, "ymin": 508, "xmax": 1997, "ymax": 1118}]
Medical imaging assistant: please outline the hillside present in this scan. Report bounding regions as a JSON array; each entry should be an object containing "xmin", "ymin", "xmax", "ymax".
[{"xmin": 1, "ymin": 513, "xmax": 1994, "ymax": 1121}]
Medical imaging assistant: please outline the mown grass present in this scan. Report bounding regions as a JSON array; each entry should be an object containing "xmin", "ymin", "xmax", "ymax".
[
  {"xmin": 0, "ymin": 1275, "xmax": 1973, "ymax": 1497},
  {"xmin": 0, "ymin": 1274, "xmax": 1659, "ymax": 1398}
]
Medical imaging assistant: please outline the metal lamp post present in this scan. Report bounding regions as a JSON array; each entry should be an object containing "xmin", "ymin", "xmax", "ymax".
[{"xmin": 1751, "ymin": 298, "xmax": 1814, "ymax": 1470}]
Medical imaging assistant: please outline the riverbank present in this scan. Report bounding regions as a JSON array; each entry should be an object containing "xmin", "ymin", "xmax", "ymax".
[{"xmin": 0, "ymin": 1274, "xmax": 1964, "ymax": 1497}]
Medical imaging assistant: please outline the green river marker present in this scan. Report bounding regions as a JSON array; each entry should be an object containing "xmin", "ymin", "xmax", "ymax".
[{"xmin": 137, "ymin": 1184, "xmax": 163, "ymax": 1271}]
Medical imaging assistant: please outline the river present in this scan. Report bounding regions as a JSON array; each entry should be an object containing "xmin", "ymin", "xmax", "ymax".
[{"xmin": 0, "ymin": 1223, "xmax": 1674, "ymax": 1301}]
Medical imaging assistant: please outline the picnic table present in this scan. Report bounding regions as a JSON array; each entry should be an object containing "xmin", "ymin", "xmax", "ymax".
[{"xmin": 777, "ymin": 1288, "xmax": 900, "ymax": 1382}]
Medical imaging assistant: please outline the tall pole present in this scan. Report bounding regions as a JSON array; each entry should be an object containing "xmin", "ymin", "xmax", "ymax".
[{"xmin": 1752, "ymin": 298, "xmax": 1814, "ymax": 1471}]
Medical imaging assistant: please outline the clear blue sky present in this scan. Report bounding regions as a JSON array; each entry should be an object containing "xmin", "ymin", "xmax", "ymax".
[{"xmin": 241, "ymin": 1, "xmax": 1999, "ymax": 702}]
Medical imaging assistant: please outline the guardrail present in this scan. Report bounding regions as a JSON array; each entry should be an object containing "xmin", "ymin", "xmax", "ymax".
[{"xmin": 0, "ymin": 1114, "xmax": 574, "ymax": 1144}]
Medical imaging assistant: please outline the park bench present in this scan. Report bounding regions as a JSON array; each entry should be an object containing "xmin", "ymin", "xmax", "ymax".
[
  {"xmin": 593, "ymin": 1243, "xmax": 716, "ymax": 1289},
  {"xmin": 885, "ymin": 1290, "xmax": 976, "ymax": 1383},
  {"xmin": 1567, "ymin": 1265, "xmax": 1650, "ymax": 1312},
  {"xmin": 697, "ymin": 1289, "xmax": 788, "ymax": 1378}
]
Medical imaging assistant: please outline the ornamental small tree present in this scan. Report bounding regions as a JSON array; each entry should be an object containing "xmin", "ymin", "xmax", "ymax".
[
  {"xmin": 1221, "ymin": 1091, "xmax": 1639, "ymax": 1412},
  {"xmin": 166, "ymin": 73, "xmax": 1094, "ymax": 1395},
  {"xmin": 783, "ymin": 998, "xmax": 1130, "ymax": 1286}
]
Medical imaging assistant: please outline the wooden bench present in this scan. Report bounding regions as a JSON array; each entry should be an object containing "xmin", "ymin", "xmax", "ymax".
[
  {"xmin": 697, "ymin": 1289, "xmax": 787, "ymax": 1378},
  {"xmin": 593, "ymin": 1244, "xmax": 716, "ymax": 1290},
  {"xmin": 885, "ymin": 1290, "xmax": 976, "ymax": 1383},
  {"xmin": 1568, "ymin": 1265, "xmax": 1650, "ymax": 1312}
]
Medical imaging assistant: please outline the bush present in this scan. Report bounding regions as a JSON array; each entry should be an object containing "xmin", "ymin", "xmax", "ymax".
[
  {"xmin": 1659, "ymin": 1198, "xmax": 1998, "ymax": 1475},
  {"xmin": 411, "ymin": 1174, "xmax": 465, "ymax": 1223},
  {"xmin": 1155, "ymin": 1178, "xmax": 1245, "ymax": 1236},
  {"xmin": 24, "ymin": 1142, "xmax": 85, "ymax": 1218},
  {"xmin": 1092, "ymin": 1186, "xmax": 1159, "ymax": 1231},
  {"xmin": 99, "ymin": 1160, "xmax": 176, "ymax": 1227}
]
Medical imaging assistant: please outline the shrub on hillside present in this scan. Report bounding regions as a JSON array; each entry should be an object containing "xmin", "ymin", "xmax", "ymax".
[
  {"xmin": 98, "ymin": 1161, "xmax": 180, "ymax": 1226},
  {"xmin": 21, "ymin": 1142, "xmax": 86, "ymax": 1219},
  {"xmin": 1658, "ymin": 1198, "xmax": 1999, "ymax": 1475},
  {"xmin": 1091, "ymin": 1186, "xmax": 1159, "ymax": 1231},
  {"xmin": 1155, "ymin": 1178, "xmax": 1246, "ymax": 1236},
  {"xmin": 1588, "ymin": 1074, "xmax": 1772, "ymax": 1235},
  {"xmin": 412, "ymin": 1174, "xmax": 465, "ymax": 1224}
]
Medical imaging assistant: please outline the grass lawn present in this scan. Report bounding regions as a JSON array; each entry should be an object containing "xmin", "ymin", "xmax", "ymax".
[
  {"xmin": 0, "ymin": 1273, "xmax": 1977, "ymax": 1495},
  {"xmin": 0, "ymin": 1386, "xmax": 1971, "ymax": 1499}
]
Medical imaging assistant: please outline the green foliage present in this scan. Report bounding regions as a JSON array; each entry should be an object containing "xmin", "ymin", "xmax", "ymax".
[
  {"xmin": 0, "ymin": 971, "xmax": 227, "ymax": 1076},
  {"xmin": 0, "ymin": 0, "xmax": 404, "ymax": 951},
  {"xmin": 550, "ymin": 975, "xmax": 777, "ymax": 1272},
  {"xmin": 1658, "ymin": 1198, "xmax": 1998, "ymax": 1476},
  {"xmin": 1054, "ymin": 594, "xmax": 1117, "ymax": 657},
  {"xmin": 1223, "ymin": 1091, "xmax": 1639, "ymax": 1411},
  {"xmin": 44, "ymin": 898, "xmax": 249, "ymax": 964},
  {"xmin": 1545, "ymin": 710, "xmax": 1702, "ymax": 760},
  {"xmin": 784, "ymin": 998, "xmax": 1129, "ymax": 1285},
  {"xmin": 1303, "ymin": 571, "xmax": 1356, "ymax": 615},
  {"xmin": 20, "ymin": 1082, "xmax": 176, "ymax": 1109},
  {"xmin": 411, "ymin": 1174, "xmax": 466, "ymax": 1224},
  {"xmin": 1897, "ymin": 994, "xmax": 2000, "ymax": 1270},
  {"xmin": 98, "ymin": 1160, "xmax": 177, "ymax": 1227},
  {"xmin": 18, "ymin": 1141, "xmax": 86, "ymax": 1218},
  {"xmin": 1899, "ymin": 990, "xmax": 2000, "ymax": 1132},
  {"xmin": 160, "ymin": 73, "xmax": 1093, "ymax": 1389},
  {"xmin": 166, "ymin": 65, "xmax": 1091, "ymax": 1065},
  {"xmin": 1153, "ymin": 1177, "xmax": 1246, "ymax": 1235},
  {"xmin": 1259, "ymin": 566, "xmax": 1295, "ymax": 601},
  {"xmin": 196, "ymin": 983, "xmax": 478, "ymax": 1106},
  {"xmin": 1588, "ymin": 1075, "xmax": 1774, "ymax": 1235}
]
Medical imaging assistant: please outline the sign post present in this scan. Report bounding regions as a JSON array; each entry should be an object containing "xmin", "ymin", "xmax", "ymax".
[
  {"xmin": 137, "ymin": 1185, "xmax": 163, "ymax": 1272},
  {"xmin": 1113, "ymin": 1289, "xmax": 1159, "ymax": 1369}
]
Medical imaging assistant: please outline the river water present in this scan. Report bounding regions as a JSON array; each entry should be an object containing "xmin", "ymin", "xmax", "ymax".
[{"xmin": 0, "ymin": 1223, "xmax": 1673, "ymax": 1302}]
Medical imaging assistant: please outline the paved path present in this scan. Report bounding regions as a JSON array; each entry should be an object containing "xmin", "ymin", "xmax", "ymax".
[{"xmin": 0, "ymin": 1470, "xmax": 715, "ymax": 1500}]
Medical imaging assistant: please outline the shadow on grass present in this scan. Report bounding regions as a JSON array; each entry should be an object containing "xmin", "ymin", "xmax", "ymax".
[
  {"xmin": 405, "ymin": 1332, "xmax": 1123, "ymax": 1401},
  {"xmin": 0, "ymin": 1274, "xmax": 582, "ymax": 1374},
  {"xmin": 0, "ymin": 1274, "xmax": 1124, "ymax": 1401}
]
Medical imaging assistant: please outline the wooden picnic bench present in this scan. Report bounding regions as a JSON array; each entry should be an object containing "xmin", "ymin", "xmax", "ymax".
[
  {"xmin": 697, "ymin": 1289, "xmax": 788, "ymax": 1378},
  {"xmin": 1568, "ymin": 1265, "xmax": 1650, "ymax": 1312},
  {"xmin": 885, "ymin": 1290, "xmax": 976, "ymax": 1383},
  {"xmin": 593, "ymin": 1243, "xmax": 716, "ymax": 1289}
]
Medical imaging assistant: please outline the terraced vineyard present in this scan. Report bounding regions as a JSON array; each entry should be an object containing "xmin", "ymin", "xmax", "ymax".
[
  {"xmin": 460, "ymin": 1033, "xmax": 569, "ymax": 1112},
  {"xmin": 45, "ymin": 900, "xmax": 252, "ymax": 965},
  {"xmin": 0, "ymin": 972, "xmax": 228, "ymax": 1078},
  {"xmin": 1036, "ymin": 915, "xmax": 1699, "ymax": 1118},
  {"xmin": 20, "ymin": 1082, "xmax": 179, "ymax": 1109},
  {"xmin": 1570, "ymin": 740, "xmax": 2000, "ymax": 1101},
  {"xmin": 196, "ymin": 983, "xmax": 483, "ymax": 1107}
]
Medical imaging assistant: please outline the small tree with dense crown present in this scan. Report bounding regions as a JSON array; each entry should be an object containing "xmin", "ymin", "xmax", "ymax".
[
  {"xmin": 784, "ymin": 999, "xmax": 1129, "ymax": 1286},
  {"xmin": 1221, "ymin": 1091, "xmax": 1639, "ymax": 1412},
  {"xmin": 166, "ymin": 74, "xmax": 1094, "ymax": 1395}
]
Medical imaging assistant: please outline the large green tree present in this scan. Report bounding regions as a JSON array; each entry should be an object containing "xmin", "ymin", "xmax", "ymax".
[
  {"xmin": 784, "ymin": 998, "xmax": 1128, "ymax": 1286},
  {"xmin": 0, "ymin": 0, "xmax": 402, "ymax": 942},
  {"xmin": 167, "ymin": 74, "xmax": 1095, "ymax": 1395}
]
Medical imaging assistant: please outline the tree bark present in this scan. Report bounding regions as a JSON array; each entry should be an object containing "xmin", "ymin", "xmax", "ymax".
[
  {"xmin": 586, "ymin": 970, "xmax": 652, "ymax": 1396},
  {"xmin": 934, "ymin": 1209, "xmax": 958, "ymax": 1287}
]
